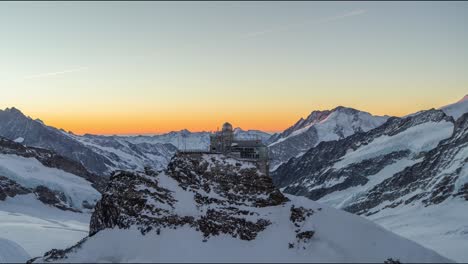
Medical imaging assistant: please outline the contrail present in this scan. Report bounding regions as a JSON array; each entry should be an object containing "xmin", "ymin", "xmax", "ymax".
[
  {"xmin": 242, "ymin": 9, "xmax": 367, "ymax": 38},
  {"xmin": 23, "ymin": 66, "xmax": 88, "ymax": 79}
]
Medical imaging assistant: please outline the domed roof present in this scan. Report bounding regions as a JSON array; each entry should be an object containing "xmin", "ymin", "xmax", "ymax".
[{"xmin": 222, "ymin": 122, "xmax": 233, "ymax": 132}]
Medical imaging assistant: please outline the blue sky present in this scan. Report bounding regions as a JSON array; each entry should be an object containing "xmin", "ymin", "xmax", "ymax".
[{"xmin": 0, "ymin": 1, "xmax": 466, "ymax": 134}]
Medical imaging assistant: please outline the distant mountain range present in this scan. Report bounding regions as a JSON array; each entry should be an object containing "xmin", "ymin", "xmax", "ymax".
[
  {"xmin": 0, "ymin": 109, "xmax": 270, "ymax": 175},
  {"xmin": 271, "ymin": 95, "xmax": 468, "ymax": 261},
  {"xmin": 0, "ymin": 95, "xmax": 466, "ymax": 261}
]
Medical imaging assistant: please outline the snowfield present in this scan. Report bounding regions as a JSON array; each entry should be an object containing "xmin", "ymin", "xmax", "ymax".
[
  {"xmin": 0, "ymin": 154, "xmax": 101, "ymax": 209},
  {"xmin": 0, "ymin": 194, "xmax": 90, "ymax": 259},
  {"xmin": 368, "ymin": 198, "xmax": 468, "ymax": 263},
  {"xmin": 0, "ymin": 237, "xmax": 30, "ymax": 263},
  {"xmin": 333, "ymin": 121, "xmax": 453, "ymax": 169}
]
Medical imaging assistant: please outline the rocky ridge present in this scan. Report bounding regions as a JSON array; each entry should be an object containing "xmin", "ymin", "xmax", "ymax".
[{"xmin": 32, "ymin": 154, "xmax": 449, "ymax": 263}]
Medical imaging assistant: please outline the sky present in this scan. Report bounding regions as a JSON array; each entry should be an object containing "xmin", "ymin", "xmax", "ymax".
[{"xmin": 0, "ymin": 1, "xmax": 467, "ymax": 135}]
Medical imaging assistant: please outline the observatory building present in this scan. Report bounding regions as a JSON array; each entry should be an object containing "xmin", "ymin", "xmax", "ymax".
[
  {"xmin": 209, "ymin": 122, "xmax": 269, "ymax": 174},
  {"xmin": 177, "ymin": 122, "xmax": 270, "ymax": 175}
]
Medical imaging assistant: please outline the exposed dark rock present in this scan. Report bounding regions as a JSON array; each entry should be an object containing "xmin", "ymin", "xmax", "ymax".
[
  {"xmin": 34, "ymin": 185, "xmax": 81, "ymax": 213},
  {"xmin": 290, "ymin": 205, "xmax": 314, "ymax": 224},
  {"xmin": 0, "ymin": 175, "xmax": 86, "ymax": 212},
  {"xmin": 38, "ymin": 237, "xmax": 89, "ymax": 263},
  {"xmin": 90, "ymin": 154, "xmax": 287, "ymax": 240},
  {"xmin": 296, "ymin": 230, "xmax": 315, "ymax": 241},
  {"xmin": 0, "ymin": 175, "xmax": 31, "ymax": 200},
  {"xmin": 167, "ymin": 153, "xmax": 289, "ymax": 208},
  {"xmin": 197, "ymin": 209, "xmax": 270, "ymax": 241},
  {"xmin": 384, "ymin": 258, "xmax": 401, "ymax": 264}
]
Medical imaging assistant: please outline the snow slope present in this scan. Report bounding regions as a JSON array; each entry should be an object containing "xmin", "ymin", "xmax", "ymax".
[
  {"xmin": 0, "ymin": 195, "xmax": 90, "ymax": 258},
  {"xmin": 0, "ymin": 154, "xmax": 100, "ymax": 209},
  {"xmin": 368, "ymin": 199, "xmax": 468, "ymax": 263},
  {"xmin": 0, "ymin": 137, "xmax": 99, "ymax": 260},
  {"xmin": 35, "ymin": 197, "xmax": 449, "ymax": 263},
  {"xmin": 0, "ymin": 237, "xmax": 30, "ymax": 263},
  {"xmin": 441, "ymin": 94, "xmax": 468, "ymax": 120},
  {"xmin": 33, "ymin": 154, "xmax": 450, "ymax": 263}
]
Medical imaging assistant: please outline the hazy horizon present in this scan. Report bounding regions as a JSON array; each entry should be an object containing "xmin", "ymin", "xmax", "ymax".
[
  {"xmin": 2, "ymin": 93, "xmax": 465, "ymax": 136},
  {"xmin": 1, "ymin": 2, "xmax": 467, "ymax": 134}
]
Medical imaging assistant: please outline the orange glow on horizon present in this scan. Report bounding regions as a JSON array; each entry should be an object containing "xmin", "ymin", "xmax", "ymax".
[{"xmin": 27, "ymin": 104, "xmax": 428, "ymax": 136}]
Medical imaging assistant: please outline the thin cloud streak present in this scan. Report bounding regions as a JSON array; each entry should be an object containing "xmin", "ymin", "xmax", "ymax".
[
  {"xmin": 23, "ymin": 67, "xmax": 88, "ymax": 79},
  {"xmin": 242, "ymin": 9, "xmax": 367, "ymax": 38}
]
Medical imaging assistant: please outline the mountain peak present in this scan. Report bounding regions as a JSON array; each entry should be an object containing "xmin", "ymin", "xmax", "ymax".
[
  {"xmin": 3, "ymin": 107, "xmax": 25, "ymax": 116},
  {"xmin": 440, "ymin": 94, "xmax": 468, "ymax": 120},
  {"xmin": 459, "ymin": 94, "xmax": 468, "ymax": 103}
]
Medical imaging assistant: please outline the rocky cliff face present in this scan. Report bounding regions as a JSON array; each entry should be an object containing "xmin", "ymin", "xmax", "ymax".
[
  {"xmin": 32, "ymin": 154, "xmax": 449, "ymax": 263},
  {"xmin": 89, "ymin": 153, "xmax": 288, "ymax": 239}
]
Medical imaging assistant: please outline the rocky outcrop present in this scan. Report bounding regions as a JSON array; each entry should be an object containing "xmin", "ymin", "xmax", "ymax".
[
  {"xmin": 32, "ymin": 153, "xmax": 450, "ymax": 263},
  {"xmin": 39, "ymin": 153, "xmax": 291, "ymax": 261},
  {"xmin": 0, "ymin": 176, "xmax": 82, "ymax": 212},
  {"xmin": 89, "ymin": 153, "xmax": 288, "ymax": 237},
  {"xmin": 0, "ymin": 175, "xmax": 30, "ymax": 201}
]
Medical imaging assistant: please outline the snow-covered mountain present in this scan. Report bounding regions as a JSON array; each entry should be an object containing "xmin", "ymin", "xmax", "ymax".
[
  {"xmin": 267, "ymin": 106, "xmax": 389, "ymax": 170},
  {"xmin": 0, "ymin": 108, "xmax": 271, "ymax": 175},
  {"xmin": 272, "ymin": 97, "xmax": 468, "ymax": 262},
  {"xmin": 67, "ymin": 133, "xmax": 178, "ymax": 173},
  {"xmin": 0, "ymin": 137, "xmax": 102, "ymax": 261},
  {"xmin": 0, "ymin": 107, "xmax": 181, "ymax": 175},
  {"xmin": 0, "ymin": 108, "xmax": 113, "ymax": 174},
  {"xmin": 31, "ymin": 154, "xmax": 449, "ymax": 263}
]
